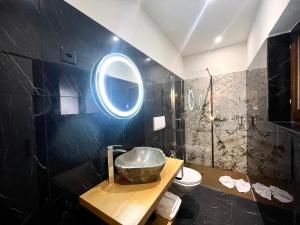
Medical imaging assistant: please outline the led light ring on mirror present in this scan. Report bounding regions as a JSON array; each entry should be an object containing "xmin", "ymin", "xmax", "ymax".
[
  {"xmin": 187, "ymin": 89, "xmax": 194, "ymax": 111},
  {"xmin": 93, "ymin": 53, "xmax": 144, "ymax": 119}
]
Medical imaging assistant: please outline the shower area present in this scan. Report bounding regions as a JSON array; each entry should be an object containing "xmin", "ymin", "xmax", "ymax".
[
  {"xmin": 184, "ymin": 70, "xmax": 248, "ymax": 173},
  {"xmin": 183, "ymin": 68, "xmax": 300, "ymax": 183}
]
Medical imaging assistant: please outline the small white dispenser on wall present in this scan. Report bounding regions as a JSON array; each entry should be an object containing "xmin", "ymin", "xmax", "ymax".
[{"xmin": 153, "ymin": 116, "xmax": 166, "ymax": 131}]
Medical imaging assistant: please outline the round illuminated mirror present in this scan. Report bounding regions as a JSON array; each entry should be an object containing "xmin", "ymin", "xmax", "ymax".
[
  {"xmin": 92, "ymin": 53, "xmax": 144, "ymax": 119},
  {"xmin": 187, "ymin": 89, "xmax": 194, "ymax": 111}
]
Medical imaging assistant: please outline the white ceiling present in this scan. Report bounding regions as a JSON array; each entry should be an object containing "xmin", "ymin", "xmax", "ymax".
[{"xmin": 141, "ymin": 0, "xmax": 262, "ymax": 56}]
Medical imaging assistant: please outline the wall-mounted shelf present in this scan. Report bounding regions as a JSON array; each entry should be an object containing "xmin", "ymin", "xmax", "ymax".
[{"xmin": 79, "ymin": 157, "xmax": 183, "ymax": 225}]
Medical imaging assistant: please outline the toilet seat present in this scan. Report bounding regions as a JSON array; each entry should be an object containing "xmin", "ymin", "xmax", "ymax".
[{"xmin": 173, "ymin": 167, "xmax": 202, "ymax": 186}]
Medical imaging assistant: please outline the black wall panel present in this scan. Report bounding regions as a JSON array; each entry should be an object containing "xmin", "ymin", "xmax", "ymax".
[{"xmin": 0, "ymin": 1, "xmax": 184, "ymax": 224}]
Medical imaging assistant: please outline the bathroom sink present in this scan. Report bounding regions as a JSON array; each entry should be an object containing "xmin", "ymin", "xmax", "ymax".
[{"xmin": 114, "ymin": 147, "xmax": 166, "ymax": 183}]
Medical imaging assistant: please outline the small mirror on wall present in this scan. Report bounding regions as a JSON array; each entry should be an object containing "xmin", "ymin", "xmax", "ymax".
[
  {"xmin": 91, "ymin": 53, "xmax": 144, "ymax": 119},
  {"xmin": 187, "ymin": 89, "xmax": 194, "ymax": 111}
]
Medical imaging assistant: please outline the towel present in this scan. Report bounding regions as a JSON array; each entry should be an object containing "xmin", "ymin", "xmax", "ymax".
[
  {"xmin": 235, "ymin": 179, "xmax": 251, "ymax": 193},
  {"xmin": 156, "ymin": 192, "xmax": 177, "ymax": 213},
  {"xmin": 252, "ymin": 183, "xmax": 294, "ymax": 203},
  {"xmin": 156, "ymin": 198, "xmax": 181, "ymax": 220},
  {"xmin": 219, "ymin": 176, "xmax": 235, "ymax": 189},
  {"xmin": 219, "ymin": 176, "xmax": 251, "ymax": 193},
  {"xmin": 252, "ymin": 183, "xmax": 272, "ymax": 200},
  {"xmin": 270, "ymin": 186, "xmax": 293, "ymax": 203},
  {"xmin": 155, "ymin": 191, "xmax": 182, "ymax": 220}
]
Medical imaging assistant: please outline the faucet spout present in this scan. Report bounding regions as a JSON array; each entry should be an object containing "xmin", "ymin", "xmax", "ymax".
[
  {"xmin": 113, "ymin": 149, "xmax": 127, "ymax": 153},
  {"xmin": 107, "ymin": 145, "xmax": 126, "ymax": 183}
]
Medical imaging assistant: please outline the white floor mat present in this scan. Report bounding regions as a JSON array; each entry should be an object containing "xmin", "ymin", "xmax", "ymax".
[
  {"xmin": 252, "ymin": 182, "xmax": 272, "ymax": 200},
  {"xmin": 235, "ymin": 179, "xmax": 251, "ymax": 193},
  {"xmin": 252, "ymin": 183, "xmax": 293, "ymax": 203},
  {"xmin": 270, "ymin": 185, "xmax": 294, "ymax": 203},
  {"xmin": 219, "ymin": 176, "xmax": 235, "ymax": 189},
  {"xmin": 219, "ymin": 176, "xmax": 251, "ymax": 192}
]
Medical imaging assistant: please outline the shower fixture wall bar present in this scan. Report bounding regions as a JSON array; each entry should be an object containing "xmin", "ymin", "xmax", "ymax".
[{"xmin": 206, "ymin": 68, "xmax": 214, "ymax": 168}]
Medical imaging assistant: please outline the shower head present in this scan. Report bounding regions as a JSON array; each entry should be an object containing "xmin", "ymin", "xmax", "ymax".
[{"xmin": 206, "ymin": 68, "xmax": 212, "ymax": 77}]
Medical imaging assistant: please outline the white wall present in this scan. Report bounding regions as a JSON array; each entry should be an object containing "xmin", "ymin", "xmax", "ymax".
[
  {"xmin": 64, "ymin": 0, "xmax": 183, "ymax": 77},
  {"xmin": 247, "ymin": 0, "xmax": 290, "ymax": 67},
  {"xmin": 248, "ymin": 40, "xmax": 267, "ymax": 70},
  {"xmin": 183, "ymin": 42, "xmax": 247, "ymax": 78}
]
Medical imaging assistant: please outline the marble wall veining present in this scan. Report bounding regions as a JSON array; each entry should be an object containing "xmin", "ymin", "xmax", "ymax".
[
  {"xmin": 0, "ymin": 1, "xmax": 184, "ymax": 225},
  {"xmin": 185, "ymin": 71, "xmax": 248, "ymax": 173},
  {"xmin": 185, "ymin": 67, "xmax": 300, "ymax": 183},
  {"xmin": 246, "ymin": 68, "xmax": 292, "ymax": 180},
  {"xmin": 267, "ymin": 33, "xmax": 291, "ymax": 122}
]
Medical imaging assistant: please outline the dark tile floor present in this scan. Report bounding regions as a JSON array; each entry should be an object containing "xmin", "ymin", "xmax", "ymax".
[{"xmin": 174, "ymin": 185, "xmax": 299, "ymax": 225}]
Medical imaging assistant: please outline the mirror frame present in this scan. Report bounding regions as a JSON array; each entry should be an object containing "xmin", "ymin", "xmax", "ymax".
[{"xmin": 91, "ymin": 53, "xmax": 144, "ymax": 119}]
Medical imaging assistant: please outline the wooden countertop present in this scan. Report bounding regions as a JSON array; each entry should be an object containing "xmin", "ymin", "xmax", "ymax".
[{"xmin": 79, "ymin": 157, "xmax": 183, "ymax": 225}]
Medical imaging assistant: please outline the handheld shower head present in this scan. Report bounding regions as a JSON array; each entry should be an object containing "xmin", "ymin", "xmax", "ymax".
[{"xmin": 206, "ymin": 68, "xmax": 212, "ymax": 77}]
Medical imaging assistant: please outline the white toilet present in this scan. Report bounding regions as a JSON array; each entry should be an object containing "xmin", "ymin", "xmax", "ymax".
[{"xmin": 170, "ymin": 167, "xmax": 202, "ymax": 196}]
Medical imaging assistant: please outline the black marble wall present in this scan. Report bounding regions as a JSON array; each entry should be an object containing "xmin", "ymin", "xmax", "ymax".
[
  {"xmin": 264, "ymin": 33, "xmax": 300, "ymax": 183},
  {"xmin": 0, "ymin": 1, "xmax": 184, "ymax": 224},
  {"xmin": 267, "ymin": 33, "xmax": 291, "ymax": 122}
]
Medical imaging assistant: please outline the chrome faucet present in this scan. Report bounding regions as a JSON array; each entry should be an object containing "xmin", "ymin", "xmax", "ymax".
[{"xmin": 107, "ymin": 145, "xmax": 127, "ymax": 183}]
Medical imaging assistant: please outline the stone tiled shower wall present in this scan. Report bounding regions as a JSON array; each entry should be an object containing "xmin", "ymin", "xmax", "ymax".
[
  {"xmin": 185, "ymin": 68, "xmax": 299, "ymax": 182},
  {"xmin": 185, "ymin": 71, "xmax": 248, "ymax": 174}
]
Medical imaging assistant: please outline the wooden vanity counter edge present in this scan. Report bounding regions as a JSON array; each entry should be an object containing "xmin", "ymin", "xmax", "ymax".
[{"xmin": 79, "ymin": 157, "xmax": 183, "ymax": 225}]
